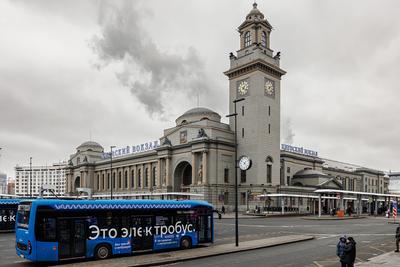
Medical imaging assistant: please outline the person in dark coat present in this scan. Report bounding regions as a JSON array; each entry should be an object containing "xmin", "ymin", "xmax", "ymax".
[
  {"xmin": 336, "ymin": 236, "xmax": 347, "ymax": 267},
  {"xmin": 395, "ymin": 226, "xmax": 400, "ymax": 252},
  {"xmin": 342, "ymin": 237, "xmax": 356, "ymax": 267}
]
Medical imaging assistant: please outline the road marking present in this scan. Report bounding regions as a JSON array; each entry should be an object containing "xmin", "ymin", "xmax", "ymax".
[
  {"xmin": 313, "ymin": 261, "xmax": 323, "ymax": 267},
  {"xmin": 368, "ymin": 246, "xmax": 386, "ymax": 253}
]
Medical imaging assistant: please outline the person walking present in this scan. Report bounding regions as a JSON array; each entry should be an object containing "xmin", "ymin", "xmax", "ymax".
[
  {"xmin": 342, "ymin": 237, "xmax": 356, "ymax": 267},
  {"xmin": 395, "ymin": 226, "xmax": 400, "ymax": 252},
  {"xmin": 221, "ymin": 205, "xmax": 225, "ymax": 215},
  {"xmin": 336, "ymin": 236, "xmax": 347, "ymax": 267}
]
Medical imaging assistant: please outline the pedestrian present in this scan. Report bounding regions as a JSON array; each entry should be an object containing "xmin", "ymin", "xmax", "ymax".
[
  {"xmin": 342, "ymin": 236, "xmax": 356, "ymax": 267},
  {"xmin": 221, "ymin": 205, "xmax": 225, "ymax": 214},
  {"xmin": 336, "ymin": 236, "xmax": 347, "ymax": 267},
  {"xmin": 395, "ymin": 226, "xmax": 400, "ymax": 252}
]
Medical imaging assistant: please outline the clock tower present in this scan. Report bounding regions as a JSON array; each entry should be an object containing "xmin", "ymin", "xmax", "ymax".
[{"xmin": 224, "ymin": 3, "xmax": 286, "ymax": 188}]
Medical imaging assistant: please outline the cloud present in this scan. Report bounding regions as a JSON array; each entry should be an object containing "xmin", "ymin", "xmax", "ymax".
[{"xmin": 91, "ymin": 0, "xmax": 211, "ymax": 117}]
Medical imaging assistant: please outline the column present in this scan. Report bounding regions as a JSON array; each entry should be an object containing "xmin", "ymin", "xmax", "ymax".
[
  {"xmin": 374, "ymin": 197, "xmax": 378, "ymax": 216},
  {"xmin": 127, "ymin": 167, "xmax": 132, "ymax": 190},
  {"xmin": 149, "ymin": 163, "xmax": 153, "ymax": 189},
  {"xmin": 133, "ymin": 165, "xmax": 137, "ymax": 189},
  {"xmin": 157, "ymin": 159, "xmax": 162, "ymax": 188},
  {"xmin": 141, "ymin": 164, "xmax": 144, "ymax": 190},
  {"xmin": 318, "ymin": 195, "xmax": 322, "ymax": 217},
  {"xmin": 166, "ymin": 157, "xmax": 171, "ymax": 187},
  {"xmin": 191, "ymin": 153, "xmax": 196, "ymax": 185},
  {"xmin": 202, "ymin": 151, "xmax": 207, "ymax": 185}
]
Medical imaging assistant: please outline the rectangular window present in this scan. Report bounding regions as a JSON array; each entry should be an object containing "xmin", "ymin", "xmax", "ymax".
[
  {"xmin": 287, "ymin": 176, "xmax": 290, "ymax": 185},
  {"xmin": 240, "ymin": 192, "xmax": 246, "ymax": 205},
  {"xmin": 224, "ymin": 192, "xmax": 229, "ymax": 205},
  {"xmin": 268, "ymin": 124, "xmax": 271, "ymax": 134},
  {"xmin": 240, "ymin": 170, "xmax": 246, "ymax": 183},
  {"xmin": 267, "ymin": 165, "xmax": 272, "ymax": 183},
  {"xmin": 287, "ymin": 167, "xmax": 290, "ymax": 173},
  {"xmin": 242, "ymin": 106, "xmax": 244, "ymax": 116},
  {"xmin": 268, "ymin": 106, "xmax": 271, "ymax": 116},
  {"xmin": 242, "ymin": 128, "xmax": 244, "ymax": 138},
  {"xmin": 224, "ymin": 168, "xmax": 229, "ymax": 183}
]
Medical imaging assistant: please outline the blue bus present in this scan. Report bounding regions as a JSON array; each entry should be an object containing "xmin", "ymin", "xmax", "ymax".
[
  {"xmin": 0, "ymin": 199, "xmax": 19, "ymax": 232},
  {"xmin": 16, "ymin": 199, "xmax": 213, "ymax": 262}
]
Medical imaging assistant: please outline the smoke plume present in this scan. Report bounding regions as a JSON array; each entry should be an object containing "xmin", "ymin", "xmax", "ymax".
[{"xmin": 91, "ymin": 1, "xmax": 210, "ymax": 117}]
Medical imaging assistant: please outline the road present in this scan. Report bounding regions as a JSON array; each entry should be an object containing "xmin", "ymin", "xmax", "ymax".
[{"xmin": 0, "ymin": 216, "xmax": 397, "ymax": 267}]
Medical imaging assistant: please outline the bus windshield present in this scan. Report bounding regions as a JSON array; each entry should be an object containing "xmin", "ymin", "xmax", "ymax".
[{"xmin": 17, "ymin": 204, "xmax": 31, "ymax": 229}]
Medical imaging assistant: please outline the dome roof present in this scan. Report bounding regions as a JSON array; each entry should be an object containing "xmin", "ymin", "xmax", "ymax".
[
  {"xmin": 77, "ymin": 141, "xmax": 103, "ymax": 152},
  {"xmin": 293, "ymin": 168, "xmax": 328, "ymax": 179},
  {"xmin": 246, "ymin": 3, "xmax": 265, "ymax": 20},
  {"xmin": 175, "ymin": 107, "xmax": 221, "ymax": 125}
]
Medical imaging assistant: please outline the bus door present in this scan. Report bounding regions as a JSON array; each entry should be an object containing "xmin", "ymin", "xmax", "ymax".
[
  {"xmin": 58, "ymin": 218, "xmax": 87, "ymax": 259},
  {"xmin": 131, "ymin": 216, "xmax": 154, "ymax": 251},
  {"xmin": 198, "ymin": 215, "xmax": 212, "ymax": 243}
]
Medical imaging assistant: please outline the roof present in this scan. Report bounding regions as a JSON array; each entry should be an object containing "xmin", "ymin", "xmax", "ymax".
[
  {"xmin": 175, "ymin": 107, "xmax": 221, "ymax": 125},
  {"xmin": 77, "ymin": 141, "xmax": 104, "ymax": 152},
  {"xmin": 25, "ymin": 199, "xmax": 213, "ymax": 210},
  {"xmin": 293, "ymin": 168, "xmax": 328, "ymax": 179}
]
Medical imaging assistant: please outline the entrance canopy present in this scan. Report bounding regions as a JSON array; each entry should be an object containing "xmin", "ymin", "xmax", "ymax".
[{"xmin": 314, "ymin": 189, "xmax": 400, "ymax": 199}]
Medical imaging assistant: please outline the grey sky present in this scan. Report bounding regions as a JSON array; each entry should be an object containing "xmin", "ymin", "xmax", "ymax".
[{"xmin": 0, "ymin": 0, "xmax": 400, "ymax": 178}]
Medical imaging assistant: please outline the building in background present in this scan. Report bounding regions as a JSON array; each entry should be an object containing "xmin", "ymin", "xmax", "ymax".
[
  {"xmin": 15, "ymin": 162, "xmax": 67, "ymax": 197},
  {"xmin": 0, "ymin": 172, "xmax": 7, "ymax": 194},
  {"xmin": 7, "ymin": 178, "xmax": 15, "ymax": 195},
  {"xmin": 388, "ymin": 172, "xmax": 400, "ymax": 194}
]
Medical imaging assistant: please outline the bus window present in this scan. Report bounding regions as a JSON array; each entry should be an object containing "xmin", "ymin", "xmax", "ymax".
[
  {"xmin": 36, "ymin": 217, "xmax": 56, "ymax": 241},
  {"xmin": 17, "ymin": 205, "xmax": 31, "ymax": 229}
]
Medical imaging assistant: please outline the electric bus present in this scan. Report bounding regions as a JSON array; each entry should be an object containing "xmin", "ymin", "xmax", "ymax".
[
  {"xmin": 0, "ymin": 198, "xmax": 19, "ymax": 232},
  {"xmin": 16, "ymin": 199, "xmax": 213, "ymax": 262}
]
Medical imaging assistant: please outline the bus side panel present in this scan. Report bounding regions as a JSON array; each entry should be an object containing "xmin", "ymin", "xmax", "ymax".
[
  {"xmin": 86, "ymin": 237, "xmax": 131, "ymax": 258},
  {"xmin": 36, "ymin": 241, "xmax": 58, "ymax": 262},
  {"xmin": 153, "ymin": 231, "xmax": 198, "ymax": 251}
]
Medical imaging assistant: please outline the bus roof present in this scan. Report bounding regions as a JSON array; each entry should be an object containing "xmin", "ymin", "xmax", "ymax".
[
  {"xmin": 21, "ymin": 199, "xmax": 213, "ymax": 210},
  {"xmin": 0, "ymin": 199, "xmax": 20, "ymax": 205}
]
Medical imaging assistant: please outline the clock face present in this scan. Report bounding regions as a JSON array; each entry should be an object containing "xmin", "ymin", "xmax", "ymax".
[
  {"xmin": 239, "ymin": 156, "xmax": 252, "ymax": 171},
  {"xmin": 237, "ymin": 80, "xmax": 249, "ymax": 96},
  {"xmin": 264, "ymin": 79, "xmax": 275, "ymax": 97}
]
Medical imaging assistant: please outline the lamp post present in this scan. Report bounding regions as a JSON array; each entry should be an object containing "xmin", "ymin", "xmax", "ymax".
[
  {"xmin": 226, "ymin": 97, "xmax": 244, "ymax": 247},
  {"xmin": 29, "ymin": 157, "xmax": 32, "ymax": 197},
  {"xmin": 110, "ymin": 146, "xmax": 115, "ymax": 200}
]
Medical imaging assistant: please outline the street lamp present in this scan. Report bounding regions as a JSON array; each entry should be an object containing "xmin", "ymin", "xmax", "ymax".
[
  {"xmin": 226, "ymin": 97, "xmax": 245, "ymax": 247},
  {"xmin": 110, "ymin": 146, "xmax": 115, "ymax": 200}
]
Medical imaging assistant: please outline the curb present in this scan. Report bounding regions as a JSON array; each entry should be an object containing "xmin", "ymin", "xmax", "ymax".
[
  {"xmin": 302, "ymin": 216, "xmax": 366, "ymax": 220},
  {"xmin": 63, "ymin": 235, "xmax": 314, "ymax": 267}
]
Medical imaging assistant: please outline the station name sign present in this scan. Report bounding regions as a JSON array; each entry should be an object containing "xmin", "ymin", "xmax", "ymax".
[
  {"xmin": 102, "ymin": 140, "xmax": 160, "ymax": 159},
  {"xmin": 281, "ymin": 144, "xmax": 318, "ymax": 157}
]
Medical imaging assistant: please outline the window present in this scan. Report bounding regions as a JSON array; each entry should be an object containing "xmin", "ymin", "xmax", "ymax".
[
  {"xmin": 267, "ymin": 164, "xmax": 272, "ymax": 183},
  {"xmin": 244, "ymin": 31, "xmax": 251, "ymax": 47},
  {"xmin": 152, "ymin": 166, "xmax": 156, "ymax": 186},
  {"xmin": 261, "ymin": 31, "xmax": 267, "ymax": 47},
  {"xmin": 268, "ymin": 124, "xmax": 271, "ymax": 134},
  {"xmin": 242, "ymin": 106, "xmax": 244, "ymax": 116},
  {"xmin": 287, "ymin": 167, "xmax": 290, "ymax": 173},
  {"xmin": 124, "ymin": 171, "xmax": 128, "ymax": 188},
  {"xmin": 240, "ymin": 170, "xmax": 246, "ymax": 183},
  {"xmin": 287, "ymin": 176, "xmax": 290, "ymax": 185},
  {"xmin": 138, "ymin": 169, "xmax": 141, "ymax": 187},
  {"xmin": 268, "ymin": 106, "xmax": 271, "ymax": 116},
  {"xmin": 240, "ymin": 192, "xmax": 246, "ymax": 205},
  {"xmin": 242, "ymin": 128, "xmax": 244, "ymax": 138},
  {"xmin": 118, "ymin": 172, "xmax": 122, "ymax": 189},
  {"xmin": 145, "ymin": 168, "xmax": 149, "ymax": 187},
  {"xmin": 36, "ymin": 217, "xmax": 56, "ymax": 241},
  {"xmin": 224, "ymin": 168, "xmax": 229, "ymax": 183},
  {"xmin": 224, "ymin": 192, "xmax": 229, "ymax": 205}
]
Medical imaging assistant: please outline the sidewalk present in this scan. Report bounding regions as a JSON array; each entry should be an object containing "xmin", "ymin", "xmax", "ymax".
[
  {"xmin": 64, "ymin": 235, "xmax": 314, "ymax": 267},
  {"xmin": 356, "ymin": 251, "xmax": 400, "ymax": 266},
  {"xmin": 220, "ymin": 212, "xmax": 310, "ymax": 219},
  {"xmin": 302, "ymin": 215, "xmax": 366, "ymax": 220}
]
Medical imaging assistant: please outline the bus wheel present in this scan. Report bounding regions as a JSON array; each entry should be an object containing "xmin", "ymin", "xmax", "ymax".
[
  {"xmin": 180, "ymin": 237, "xmax": 192, "ymax": 249},
  {"xmin": 95, "ymin": 244, "xmax": 111, "ymax": 260}
]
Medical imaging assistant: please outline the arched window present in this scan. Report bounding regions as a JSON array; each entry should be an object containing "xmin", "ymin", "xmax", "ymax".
[
  {"xmin": 97, "ymin": 174, "xmax": 100, "ymax": 191},
  {"xmin": 102, "ymin": 174, "xmax": 105, "ymax": 190},
  {"xmin": 112, "ymin": 172, "xmax": 116, "ymax": 189},
  {"xmin": 124, "ymin": 171, "xmax": 128, "ymax": 188},
  {"xmin": 107, "ymin": 173, "xmax": 110, "ymax": 189},
  {"xmin": 118, "ymin": 171, "xmax": 122, "ymax": 189},
  {"xmin": 145, "ymin": 168, "xmax": 149, "ymax": 188},
  {"xmin": 138, "ymin": 169, "xmax": 141, "ymax": 187},
  {"xmin": 131, "ymin": 170, "xmax": 135, "ymax": 188},
  {"xmin": 261, "ymin": 31, "xmax": 267, "ymax": 48},
  {"xmin": 152, "ymin": 166, "xmax": 156, "ymax": 187},
  {"xmin": 244, "ymin": 31, "xmax": 251, "ymax": 47}
]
